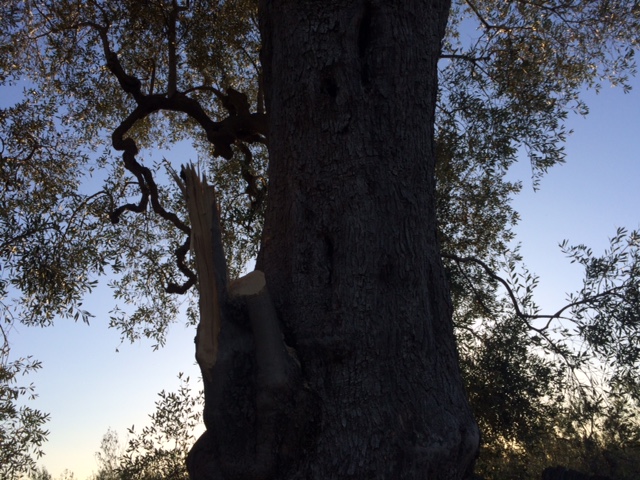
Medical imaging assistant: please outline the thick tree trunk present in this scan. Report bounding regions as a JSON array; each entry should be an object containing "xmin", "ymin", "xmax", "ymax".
[
  {"xmin": 188, "ymin": 2, "xmax": 479, "ymax": 479},
  {"xmin": 255, "ymin": 1, "xmax": 479, "ymax": 478}
]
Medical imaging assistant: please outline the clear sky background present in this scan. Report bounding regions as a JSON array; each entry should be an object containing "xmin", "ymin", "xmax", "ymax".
[{"xmin": 6, "ymin": 67, "xmax": 640, "ymax": 480}]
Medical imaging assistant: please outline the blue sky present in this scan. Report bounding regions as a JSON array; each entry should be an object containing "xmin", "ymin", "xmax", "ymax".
[
  {"xmin": 6, "ymin": 68, "xmax": 640, "ymax": 480},
  {"xmin": 509, "ymin": 78, "xmax": 640, "ymax": 313}
]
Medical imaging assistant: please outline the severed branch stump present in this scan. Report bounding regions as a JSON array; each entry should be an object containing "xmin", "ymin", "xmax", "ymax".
[{"xmin": 181, "ymin": 166, "xmax": 317, "ymax": 480}]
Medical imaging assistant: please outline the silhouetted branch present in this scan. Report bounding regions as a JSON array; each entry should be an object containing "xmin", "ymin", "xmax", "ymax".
[{"xmin": 443, "ymin": 252, "xmax": 625, "ymax": 326}]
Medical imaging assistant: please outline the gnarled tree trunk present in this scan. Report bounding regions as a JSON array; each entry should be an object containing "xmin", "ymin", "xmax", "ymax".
[
  {"xmin": 258, "ymin": 1, "xmax": 478, "ymax": 478},
  {"xmin": 189, "ymin": 1, "xmax": 479, "ymax": 479}
]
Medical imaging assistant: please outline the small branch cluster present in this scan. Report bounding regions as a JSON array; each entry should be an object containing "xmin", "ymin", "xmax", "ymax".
[
  {"xmin": 444, "ymin": 233, "xmax": 640, "ymax": 380},
  {"xmin": 86, "ymin": 9, "xmax": 267, "ymax": 294}
]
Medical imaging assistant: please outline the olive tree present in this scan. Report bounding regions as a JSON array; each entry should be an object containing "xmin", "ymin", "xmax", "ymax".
[{"xmin": 1, "ymin": 1, "xmax": 639, "ymax": 478}]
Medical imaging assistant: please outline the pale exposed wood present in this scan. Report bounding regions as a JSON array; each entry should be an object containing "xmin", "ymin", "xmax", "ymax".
[
  {"xmin": 228, "ymin": 270, "xmax": 266, "ymax": 297},
  {"xmin": 184, "ymin": 165, "xmax": 221, "ymax": 377}
]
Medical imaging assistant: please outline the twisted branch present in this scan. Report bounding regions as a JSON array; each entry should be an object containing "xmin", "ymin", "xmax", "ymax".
[{"xmin": 85, "ymin": 15, "xmax": 266, "ymax": 294}]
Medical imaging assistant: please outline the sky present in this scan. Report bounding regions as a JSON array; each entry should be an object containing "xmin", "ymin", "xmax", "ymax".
[
  {"xmin": 4, "ymin": 53, "xmax": 640, "ymax": 480},
  {"xmin": 508, "ymin": 78, "xmax": 640, "ymax": 313}
]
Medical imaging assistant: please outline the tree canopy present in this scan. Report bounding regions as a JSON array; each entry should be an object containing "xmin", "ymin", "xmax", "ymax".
[{"xmin": 1, "ymin": 1, "xmax": 639, "ymax": 478}]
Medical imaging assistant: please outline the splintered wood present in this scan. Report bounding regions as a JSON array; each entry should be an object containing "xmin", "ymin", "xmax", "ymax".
[{"xmin": 183, "ymin": 165, "xmax": 221, "ymax": 376}]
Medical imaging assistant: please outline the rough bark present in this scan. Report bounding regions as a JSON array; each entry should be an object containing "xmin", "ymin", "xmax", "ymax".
[
  {"xmin": 255, "ymin": 1, "xmax": 479, "ymax": 479},
  {"xmin": 188, "ymin": 1, "xmax": 479, "ymax": 479}
]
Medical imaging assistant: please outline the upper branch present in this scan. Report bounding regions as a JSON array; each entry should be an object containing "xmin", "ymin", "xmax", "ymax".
[
  {"xmin": 464, "ymin": 0, "xmax": 493, "ymax": 30},
  {"xmin": 443, "ymin": 252, "xmax": 628, "ymax": 328},
  {"xmin": 109, "ymin": 105, "xmax": 189, "ymax": 236},
  {"xmin": 83, "ymin": 20, "xmax": 144, "ymax": 100},
  {"xmin": 463, "ymin": 0, "xmax": 535, "ymax": 34},
  {"xmin": 89, "ymin": 11, "xmax": 267, "ymax": 293}
]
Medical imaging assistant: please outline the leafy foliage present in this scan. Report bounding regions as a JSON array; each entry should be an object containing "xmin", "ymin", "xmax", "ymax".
[
  {"xmin": 451, "ymin": 229, "xmax": 640, "ymax": 479},
  {"xmin": 564, "ymin": 229, "xmax": 640, "ymax": 390},
  {"xmin": 92, "ymin": 428, "xmax": 123, "ymax": 480},
  {"xmin": 91, "ymin": 374, "xmax": 200, "ymax": 480},
  {"xmin": 435, "ymin": 2, "xmax": 640, "ymax": 476},
  {"xmin": 1, "ymin": 0, "xmax": 263, "ymax": 344},
  {"xmin": 0, "ymin": 326, "xmax": 49, "ymax": 480},
  {"xmin": 28, "ymin": 467, "xmax": 53, "ymax": 480}
]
